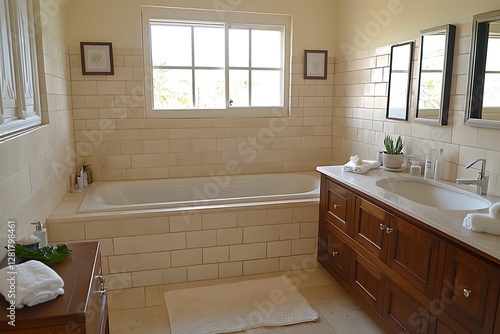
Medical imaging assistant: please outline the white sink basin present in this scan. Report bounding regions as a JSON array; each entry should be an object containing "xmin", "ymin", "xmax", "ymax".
[{"xmin": 376, "ymin": 178, "xmax": 491, "ymax": 211}]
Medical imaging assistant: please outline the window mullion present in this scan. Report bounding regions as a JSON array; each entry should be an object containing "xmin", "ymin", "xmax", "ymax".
[
  {"xmin": 225, "ymin": 23, "xmax": 230, "ymax": 109},
  {"xmin": 191, "ymin": 26, "xmax": 196, "ymax": 108},
  {"xmin": 248, "ymin": 29, "xmax": 252, "ymax": 107}
]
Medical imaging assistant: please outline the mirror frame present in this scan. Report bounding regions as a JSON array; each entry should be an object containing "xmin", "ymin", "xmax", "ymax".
[
  {"xmin": 386, "ymin": 41, "xmax": 414, "ymax": 121},
  {"xmin": 465, "ymin": 9, "xmax": 500, "ymax": 128},
  {"xmin": 415, "ymin": 24, "xmax": 456, "ymax": 126}
]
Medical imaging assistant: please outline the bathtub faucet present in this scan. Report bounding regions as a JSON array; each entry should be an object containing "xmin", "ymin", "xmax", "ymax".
[{"xmin": 456, "ymin": 159, "xmax": 489, "ymax": 195}]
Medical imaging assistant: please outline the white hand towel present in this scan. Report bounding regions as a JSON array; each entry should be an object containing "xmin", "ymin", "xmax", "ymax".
[
  {"xmin": 23, "ymin": 287, "xmax": 65, "ymax": 307},
  {"xmin": 343, "ymin": 159, "xmax": 381, "ymax": 174},
  {"xmin": 489, "ymin": 202, "xmax": 500, "ymax": 219},
  {"xmin": 350, "ymin": 155, "xmax": 362, "ymax": 166},
  {"xmin": 0, "ymin": 260, "xmax": 64, "ymax": 309},
  {"xmin": 463, "ymin": 213, "xmax": 500, "ymax": 235}
]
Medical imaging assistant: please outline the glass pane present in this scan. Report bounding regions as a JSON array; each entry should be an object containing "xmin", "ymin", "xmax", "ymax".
[
  {"xmin": 229, "ymin": 70, "xmax": 249, "ymax": 106},
  {"xmin": 194, "ymin": 26, "xmax": 224, "ymax": 67},
  {"xmin": 151, "ymin": 25, "xmax": 192, "ymax": 66},
  {"xmin": 391, "ymin": 44, "xmax": 412, "ymax": 71},
  {"xmin": 388, "ymin": 72, "xmax": 410, "ymax": 118},
  {"xmin": 251, "ymin": 30, "xmax": 281, "ymax": 68},
  {"xmin": 483, "ymin": 73, "xmax": 500, "ymax": 107},
  {"xmin": 421, "ymin": 34, "xmax": 445, "ymax": 71},
  {"xmin": 195, "ymin": 70, "xmax": 225, "ymax": 108},
  {"xmin": 485, "ymin": 37, "xmax": 500, "ymax": 71},
  {"xmin": 229, "ymin": 28, "xmax": 249, "ymax": 67},
  {"xmin": 153, "ymin": 69, "xmax": 192, "ymax": 109},
  {"xmin": 251, "ymin": 70, "xmax": 281, "ymax": 106},
  {"xmin": 418, "ymin": 72, "xmax": 443, "ymax": 110}
]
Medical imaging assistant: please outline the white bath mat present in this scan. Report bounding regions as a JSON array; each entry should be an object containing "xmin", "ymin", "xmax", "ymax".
[{"xmin": 164, "ymin": 276, "xmax": 318, "ymax": 334}]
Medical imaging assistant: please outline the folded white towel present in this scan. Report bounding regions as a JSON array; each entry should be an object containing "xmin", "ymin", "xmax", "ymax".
[
  {"xmin": 350, "ymin": 155, "xmax": 362, "ymax": 166},
  {"xmin": 343, "ymin": 159, "xmax": 381, "ymax": 174},
  {"xmin": 463, "ymin": 213, "xmax": 500, "ymax": 235},
  {"xmin": 0, "ymin": 260, "xmax": 64, "ymax": 309},
  {"xmin": 489, "ymin": 202, "xmax": 500, "ymax": 219}
]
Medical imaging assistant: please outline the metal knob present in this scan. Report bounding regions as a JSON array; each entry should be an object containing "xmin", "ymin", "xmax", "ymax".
[
  {"xmin": 386, "ymin": 227, "xmax": 394, "ymax": 234},
  {"xmin": 332, "ymin": 251, "xmax": 339, "ymax": 257},
  {"xmin": 463, "ymin": 288, "xmax": 472, "ymax": 298},
  {"xmin": 100, "ymin": 286, "xmax": 108, "ymax": 297},
  {"xmin": 380, "ymin": 224, "xmax": 387, "ymax": 230},
  {"xmin": 333, "ymin": 204, "xmax": 340, "ymax": 209}
]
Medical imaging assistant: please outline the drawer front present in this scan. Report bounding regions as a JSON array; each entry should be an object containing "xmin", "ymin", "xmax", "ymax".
[
  {"xmin": 324, "ymin": 178, "xmax": 352, "ymax": 235},
  {"xmin": 322, "ymin": 222, "xmax": 351, "ymax": 282},
  {"xmin": 387, "ymin": 216, "xmax": 441, "ymax": 299},
  {"xmin": 441, "ymin": 244, "xmax": 500, "ymax": 333},
  {"xmin": 349, "ymin": 250, "xmax": 385, "ymax": 316},
  {"xmin": 353, "ymin": 197, "xmax": 390, "ymax": 261}
]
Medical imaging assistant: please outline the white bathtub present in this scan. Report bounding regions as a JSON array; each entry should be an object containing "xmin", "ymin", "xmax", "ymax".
[{"xmin": 78, "ymin": 172, "xmax": 320, "ymax": 213}]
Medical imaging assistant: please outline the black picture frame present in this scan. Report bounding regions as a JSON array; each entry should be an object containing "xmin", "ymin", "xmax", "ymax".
[
  {"xmin": 304, "ymin": 50, "xmax": 328, "ymax": 79},
  {"xmin": 80, "ymin": 42, "xmax": 114, "ymax": 75}
]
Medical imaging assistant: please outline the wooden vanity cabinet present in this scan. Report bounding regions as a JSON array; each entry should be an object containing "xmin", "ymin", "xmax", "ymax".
[{"xmin": 317, "ymin": 173, "xmax": 500, "ymax": 334}]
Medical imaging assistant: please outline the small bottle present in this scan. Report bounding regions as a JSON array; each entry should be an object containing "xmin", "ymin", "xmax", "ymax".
[
  {"xmin": 434, "ymin": 149, "xmax": 444, "ymax": 180},
  {"xmin": 424, "ymin": 149, "xmax": 436, "ymax": 179},
  {"xmin": 31, "ymin": 221, "xmax": 48, "ymax": 247},
  {"xmin": 81, "ymin": 166, "xmax": 88, "ymax": 187},
  {"xmin": 83, "ymin": 161, "xmax": 93, "ymax": 185}
]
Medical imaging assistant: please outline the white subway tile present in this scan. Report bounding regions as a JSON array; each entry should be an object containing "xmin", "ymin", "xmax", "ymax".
[
  {"xmin": 171, "ymin": 248, "xmax": 202, "ymax": 267},
  {"xmin": 217, "ymin": 228, "xmax": 243, "ymax": 246},
  {"xmin": 132, "ymin": 270, "xmax": 164, "ymax": 287},
  {"xmin": 163, "ymin": 267, "xmax": 187, "ymax": 284},
  {"xmin": 203, "ymin": 246, "xmax": 229, "ymax": 264},
  {"xmin": 170, "ymin": 215, "xmax": 202, "ymax": 232},
  {"xmin": 267, "ymin": 240, "xmax": 292, "ymax": 257},
  {"xmin": 187, "ymin": 230, "xmax": 217, "ymax": 248},
  {"xmin": 230, "ymin": 243, "xmax": 266, "ymax": 261},
  {"xmin": 202, "ymin": 212, "xmax": 237, "ymax": 229},
  {"xmin": 291, "ymin": 238, "xmax": 317, "ymax": 255},
  {"xmin": 243, "ymin": 258, "xmax": 280, "ymax": 275},
  {"xmin": 243, "ymin": 225, "xmax": 280, "ymax": 243},
  {"xmin": 219, "ymin": 262, "xmax": 242, "ymax": 278},
  {"xmin": 188, "ymin": 264, "xmax": 218, "ymax": 281}
]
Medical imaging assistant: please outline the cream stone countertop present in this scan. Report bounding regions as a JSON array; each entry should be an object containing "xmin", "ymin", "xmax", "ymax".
[{"xmin": 316, "ymin": 165, "xmax": 500, "ymax": 262}]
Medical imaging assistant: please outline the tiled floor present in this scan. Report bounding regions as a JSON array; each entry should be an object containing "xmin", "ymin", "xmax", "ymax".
[{"xmin": 107, "ymin": 266, "xmax": 384, "ymax": 334}]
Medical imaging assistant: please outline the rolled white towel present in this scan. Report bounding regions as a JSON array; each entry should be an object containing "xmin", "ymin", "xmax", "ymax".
[
  {"xmin": 489, "ymin": 202, "xmax": 500, "ymax": 219},
  {"xmin": 463, "ymin": 213, "xmax": 500, "ymax": 235},
  {"xmin": 343, "ymin": 159, "xmax": 381, "ymax": 174},
  {"xmin": 350, "ymin": 155, "xmax": 362, "ymax": 166},
  {"xmin": 23, "ymin": 287, "xmax": 65, "ymax": 308},
  {"xmin": 0, "ymin": 260, "xmax": 64, "ymax": 308}
]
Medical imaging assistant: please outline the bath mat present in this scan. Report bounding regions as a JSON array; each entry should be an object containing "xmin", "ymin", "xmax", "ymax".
[{"xmin": 164, "ymin": 276, "xmax": 318, "ymax": 334}]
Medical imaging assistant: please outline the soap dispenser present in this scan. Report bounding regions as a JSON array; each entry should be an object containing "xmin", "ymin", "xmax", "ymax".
[
  {"xmin": 424, "ymin": 149, "xmax": 436, "ymax": 179},
  {"xmin": 31, "ymin": 221, "xmax": 48, "ymax": 247}
]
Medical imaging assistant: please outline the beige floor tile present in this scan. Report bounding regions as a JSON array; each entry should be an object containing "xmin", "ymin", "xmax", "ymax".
[
  {"xmin": 145, "ymin": 285, "xmax": 162, "ymax": 306},
  {"xmin": 107, "ymin": 287, "xmax": 145, "ymax": 310},
  {"xmin": 109, "ymin": 306, "xmax": 169, "ymax": 334}
]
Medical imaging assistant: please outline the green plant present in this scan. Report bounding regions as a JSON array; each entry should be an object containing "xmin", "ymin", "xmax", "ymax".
[
  {"xmin": 9, "ymin": 244, "xmax": 72, "ymax": 266},
  {"xmin": 383, "ymin": 135, "xmax": 404, "ymax": 154}
]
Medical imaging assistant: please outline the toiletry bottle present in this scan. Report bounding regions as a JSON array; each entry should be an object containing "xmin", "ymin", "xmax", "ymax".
[
  {"xmin": 434, "ymin": 149, "xmax": 444, "ymax": 180},
  {"xmin": 81, "ymin": 166, "xmax": 88, "ymax": 187},
  {"xmin": 31, "ymin": 221, "xmax": 48, "ymax": 247},
  {"xmin": 83, "ymin": 161, "xmax": 93, "ymax": 184},
  {"xmin": 76, "ymin": 173, "xmax": 84, "ymax": 190},
  {"xmin": 424, "ymin": 149, "xmax": 436, "ymax": 179}
]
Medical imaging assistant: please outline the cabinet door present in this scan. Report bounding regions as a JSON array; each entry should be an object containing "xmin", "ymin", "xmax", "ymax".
[
  {"xmin": 324, "ymin": 178, "xmax": 353, "ymax": 235},
  {"xmin": 387, "ymin": 216, "xmax": 441, "ymax": 299},
  {"xmin": 353, "ymin": 197, "xmax": 390, "ymax": 262},
  {"xmin": 383, "ymin": 280, "xmax": 430, "ymax": 334},
  {"xmin": 350, "ymin": 250, "xmax": 385, "ymax": 316},
  {"xmin": 441, "ymin": 244, "xmax": 500, "ymax": 333},
  {"xmin": 319, "ymin": 221, "xmax": 351, "ymax": 282}
]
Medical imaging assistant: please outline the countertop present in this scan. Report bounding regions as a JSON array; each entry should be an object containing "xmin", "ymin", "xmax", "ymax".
[{"xmin": 317, "ymin": 165, "xmax": 500, "ymax": 262}]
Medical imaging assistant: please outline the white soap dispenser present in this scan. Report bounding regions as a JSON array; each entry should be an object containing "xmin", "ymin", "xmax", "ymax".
[
  {"xmin": 31, "ymin": 221, "xmax": 48, "ymax": 247},
  {"xmin": 424, "ymin": 149, "xmax": 436, "ymax": 179},
  {"xmin": 434, "ymin": 149, "xmax": 444, "ymax": 180}
]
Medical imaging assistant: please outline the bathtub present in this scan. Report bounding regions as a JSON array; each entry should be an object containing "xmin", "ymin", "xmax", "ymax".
[{"xmin": 78, "ymin": 172, "xmax": 320, "ymax": 213}]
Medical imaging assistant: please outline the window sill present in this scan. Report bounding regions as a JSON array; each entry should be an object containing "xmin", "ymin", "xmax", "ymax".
[{"xmin": 146, "ymin": 107, "xmax": 289, "ymax": 119}]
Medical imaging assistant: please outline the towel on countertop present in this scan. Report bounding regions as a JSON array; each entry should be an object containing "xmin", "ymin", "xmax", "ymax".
[
  {"xmin": 343, "ymin": 158, "xmax": 381, "ymax": 174},
  {"xmin": 489, "ymin": 202, "xmax": 500, "ymax": 219},
  {"xmin": 463, "ymin": 213, "xmax": 500, "ymax": 235},
  {"xmin": 0, "ymin": 260, "xmax": 64, "ymax": 309},
  {"xmin": 350, "ymin": 155, "xmax": 362, "ymax": 166}
]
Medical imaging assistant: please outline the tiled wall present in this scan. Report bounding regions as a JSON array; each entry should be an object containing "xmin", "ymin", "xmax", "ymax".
[
  {"xmin": 69, "ymin": 48, "xmax": 334, "ymax": 181},
  {"xmin": 331, "ymin": 24, "xmax": 500, "ymax": 197},
  {"xmin": 0, "ymin": 27, "xmax": 74, "ymax": 259},
  {"xmin": 48, "ymin": 203, "xmax": 319, "ymax": 289}
]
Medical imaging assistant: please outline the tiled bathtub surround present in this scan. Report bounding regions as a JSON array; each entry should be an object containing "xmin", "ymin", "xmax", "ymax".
[
  {"xmin": 332, "ymin": 23, "xmax": 500, "ymax": 196},
  {"xmin": 69, "ymin": 48, "xmax": 334, "ymax": 181},
  {"xmin": 47, "ymin": 198, "xmax": 319, "ymax": 289}
]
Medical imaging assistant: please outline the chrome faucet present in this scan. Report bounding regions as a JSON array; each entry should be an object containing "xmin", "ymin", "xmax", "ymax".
[{"xmin": 456, "ymin": 159, "xmax": 489, "ymax": 195}]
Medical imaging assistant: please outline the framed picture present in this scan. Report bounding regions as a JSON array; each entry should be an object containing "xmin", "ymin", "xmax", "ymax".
[
  {"xmin": 80, "ymin": 42, "xmax": 114, "ymax": 75},
  {"xmin": 304, "ymin": 50, "xmax": 328, "ymax": 79}
]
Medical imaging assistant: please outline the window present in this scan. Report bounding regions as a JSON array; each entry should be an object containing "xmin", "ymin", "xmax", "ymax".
[
  {"xmin": 483, "ymin": 35, "xmax": 500, "ymax": 109},
  {"xmin": 0, "ymin": 0, "xmax": 41, "ymax": 138},
  {"xmin": 142, "ymin": 7, "xmax": 291, "ymax": 118}
]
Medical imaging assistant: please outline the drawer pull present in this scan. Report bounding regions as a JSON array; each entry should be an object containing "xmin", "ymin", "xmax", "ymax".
[
  {"xmin": 386, "ymin": 227, "xmax": 394, "ymax": 234},
  {"xmin": 100, "ymin": 286, "xmax": 108, "ymax": 297},
  {"xmin": 332, "ymin": 251, "xmax": 339, "ymax": 257},
  {"xmin": 463, "ymin": 288, "xmax": 472, "ymax": 298},
  {"xmin": 380, "ymin": 224, "xmax": 387, "ymax": 231},
  {"xmin": 333, "ymin": 204, "xmax": 340, "ymax": 209}
]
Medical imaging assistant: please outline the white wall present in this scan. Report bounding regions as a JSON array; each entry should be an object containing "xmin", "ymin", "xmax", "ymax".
[{"xmin": 0, "ymin": 0, "xmax": 74, "ymax": 259}]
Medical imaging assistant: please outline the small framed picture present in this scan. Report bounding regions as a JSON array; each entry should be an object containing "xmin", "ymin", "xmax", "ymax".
[
  {"xmin": 80, "ymin": 42, "xmax": 114, "ymax": 75},
  {"xmin": 304, "ymin": 50, "xmax": 328, "ymax": 79}
]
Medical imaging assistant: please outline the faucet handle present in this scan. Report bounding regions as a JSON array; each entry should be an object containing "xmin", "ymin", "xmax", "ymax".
[{"xmin": 465, "ymin": 159, "xmax": 486, "ymax": 179}]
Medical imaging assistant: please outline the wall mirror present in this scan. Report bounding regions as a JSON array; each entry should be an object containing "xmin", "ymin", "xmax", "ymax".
[
  {"xmin": 465, "ymin": 9, "xmax": 500, "ymax": 128},
  {"xmin": 415, "ymin": 24, "xmax": 456, "ymax": 126},
  {"xmin": 386, "ymin": 41, "xmax": 414, "ymax": 120}
]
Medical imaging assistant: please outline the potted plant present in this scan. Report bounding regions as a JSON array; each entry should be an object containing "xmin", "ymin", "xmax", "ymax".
[{"xmin": 383, "ymin": 135, "xmax": 404, "ymax": 169}]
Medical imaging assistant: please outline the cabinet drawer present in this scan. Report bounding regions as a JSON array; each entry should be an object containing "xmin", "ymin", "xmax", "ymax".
[
  {"xmin": 324, "ymin": 178, "xmax": 353, "ymax": 235},
  {"xmin": 441, "ymin": 244, "xmax": 500, "ymax": 333},
  {"xmin": 86, "ymin": 254, "xmax": 108, "ymax": 334},
  {"xmin": 349, "ymin": 250, "xmax": 385, "ymax": 316},
  {"xmin": 322, "ymin": 222, "xmax": 351, "ymax": 282}
]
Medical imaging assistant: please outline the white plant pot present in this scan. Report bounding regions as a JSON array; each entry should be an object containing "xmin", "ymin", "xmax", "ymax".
[{"xmin": 382, "ymin": 153, "xmax": 404, "ymax": 169}]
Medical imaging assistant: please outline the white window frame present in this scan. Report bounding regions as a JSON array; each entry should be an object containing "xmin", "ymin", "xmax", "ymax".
[
  {"xmin": 141, "ymin": 6, "xmax": 292, "ymax": 118},
  {"xmin": 0, "ymin": 0, "xmax": 41, "ymax": 138}
]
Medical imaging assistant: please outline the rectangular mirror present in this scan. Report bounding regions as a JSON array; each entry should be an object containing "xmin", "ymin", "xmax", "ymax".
[
  {"xmin": 415, "ymin": 24, "xmax": 456, "ymax": 126},
  {"xmin": 386, "ymin": 41, "xmax": 414, "ymax": 120},
  {"xmin": 465, "ymin": 9, "xmax": 500, "ymax": 128}
]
